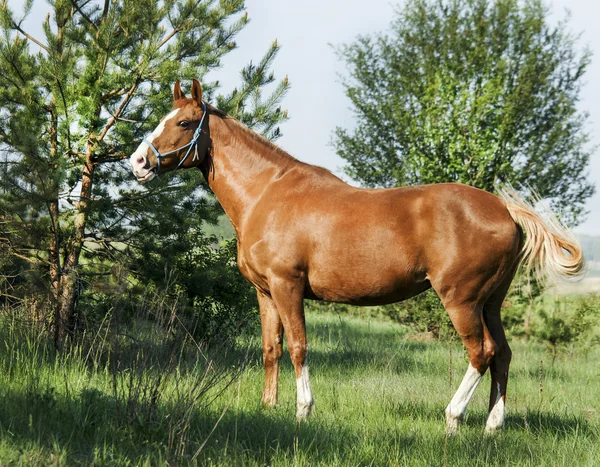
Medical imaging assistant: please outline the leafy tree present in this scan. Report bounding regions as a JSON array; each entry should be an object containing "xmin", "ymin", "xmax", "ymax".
[
  {"xmin": 333, "ymin": 0, "xmax": 597, "ymax": 338},
  {"xmin": 0, "ymin": 0, "xmax": 289, "ymax": 346},
  {"xmin": 334, "ymin": 0, "xmax": 595, "ymax": 224}
]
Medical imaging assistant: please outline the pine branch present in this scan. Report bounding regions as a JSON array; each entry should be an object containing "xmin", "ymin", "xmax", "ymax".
[
  {"xmin": 9, "ymin": 251, "xmax": 41, "ymax": 265},
  {"xmin": 0, "ymin": 291, "xmax": 22, "ymax": 301},
  {"xmin": 130, "ymin": 27, "xmax": 181, "ymax": 75},
  {"xmin": 1, "ymin": 2, "xmax": 50, "ymax": 53},
  {"xmin": 70, "ymin": 0, "xmax": 97, "ymax": 30},
  {"xmin": 4, "ymin": 54, "xmax": 27, "ymax": 84},
  {"xmin": 106, "ymin": 108, "xmax": 138, "ymax": 123},
  {"xmin": 100, "ymin": 87, "xmax": 130, "ymax": 104},
  {"xmin": 97, "ymin": 81, "xmax": 138, "ymax": 142},
  {"xmin": 54, "ymin": 74, "xmax": 72, "ymax": 153},
  {"xmin": 83, "ymin": 235, "xmax": 123, "ymax": 244},
  {"xmin": 94, "ymin": 151, "xmax": 128, "ymax": 164},
  {"xmin": 0, "ymin": 71, "xmax": 23, "ymax": 91},
  {"xmin": 157, "ymin": 27, "xmax": 181, "ymax": 50}
]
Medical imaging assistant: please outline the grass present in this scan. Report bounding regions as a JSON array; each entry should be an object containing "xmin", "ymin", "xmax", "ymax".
[{"xmin": 0, "ymin": 311, "xmax": 599, "ymax": 465}]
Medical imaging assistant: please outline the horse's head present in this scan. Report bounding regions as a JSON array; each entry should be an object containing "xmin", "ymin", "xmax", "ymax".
[{"xmin": 130, "ymin": 79, "xmax": 210, "ymax": 182}]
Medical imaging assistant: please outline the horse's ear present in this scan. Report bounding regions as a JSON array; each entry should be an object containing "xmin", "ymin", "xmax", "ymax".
[
  {"xmin": 191, "ymin": 79, "xmax": 203, "ymax": 105},
  {"xmin": 173, "ymin": 80, "xmax": 185, "ymax": 101}
]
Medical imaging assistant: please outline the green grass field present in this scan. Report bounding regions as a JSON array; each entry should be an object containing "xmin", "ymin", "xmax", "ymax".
[{"xmin": 1, "ymin": 311, "xmax": 598, "ymax": 465}]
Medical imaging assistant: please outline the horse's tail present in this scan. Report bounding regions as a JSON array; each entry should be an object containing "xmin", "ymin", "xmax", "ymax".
[{"xmin": 497, "ymin": 187, "xmax": 584, "ymax": 284}]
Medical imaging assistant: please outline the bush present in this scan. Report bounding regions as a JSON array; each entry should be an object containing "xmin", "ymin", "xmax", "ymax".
[
  {"xmin": 92, "ymin": 249, "xmax": 256, "ymax": 349},
  {"xmin": 534, "ymin": 294, "xmax": 600, "ymax": 362},
  {"xmin": 383, "ymin": 289, "xmax": 454, "ymax": 339},
  {"xmin": 501, "ymin": 275, "xmax": 545, "ymax": 338}
]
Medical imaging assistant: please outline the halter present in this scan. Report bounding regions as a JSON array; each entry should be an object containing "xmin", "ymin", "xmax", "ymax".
[{"xmin": 143, "ymin": 101, "xmax": 208, "ymax": 171}]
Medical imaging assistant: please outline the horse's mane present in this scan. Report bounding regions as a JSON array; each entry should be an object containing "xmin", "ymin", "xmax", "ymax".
[
  {"xmin": 223, "ymin": 114, "xmax": 299, "ymax": 163},
  {"xmin": 174, "ymin": 97, "xmax": 334, "ymax": 175},
  {"xmin": 173, "ymin": 97, "xmax": 296, "ymax": 162}
]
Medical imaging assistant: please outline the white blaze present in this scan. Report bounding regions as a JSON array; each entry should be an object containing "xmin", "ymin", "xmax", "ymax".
[{"xmin": 130, "ymin": 109, "xmax": 180, "ymax": 180}]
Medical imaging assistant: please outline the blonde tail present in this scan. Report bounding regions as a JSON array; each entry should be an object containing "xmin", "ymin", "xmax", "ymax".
[{"xmin": 497, "ymin": 187, "xmax": 585, "ymax": 285}]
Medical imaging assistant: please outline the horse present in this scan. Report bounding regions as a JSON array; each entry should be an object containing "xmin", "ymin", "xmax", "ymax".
[{"xmin": 130, "ymin": 79, "xmax": 584, "ymax": 434}]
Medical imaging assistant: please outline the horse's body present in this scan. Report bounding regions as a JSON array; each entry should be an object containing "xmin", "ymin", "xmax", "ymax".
[
  {"xmin": 237, "ymin": 176, "xmax": 518, "ymax": 307},
  {"xmin": 130, "ymin": 80, "xmax": 584, "ymax": 434}
]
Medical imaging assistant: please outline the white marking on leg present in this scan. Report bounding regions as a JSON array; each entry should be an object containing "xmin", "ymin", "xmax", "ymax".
[
  {"xmin": 485, "ymin": 382, "xmax": 505, "ymax": 433},
  {"xmin": 296, "ymin": 364, "xmax": 314, "ymax": 420},
  {"xmin": 445, "ymin": 363, "xmax": 483, "ymax": 434}
]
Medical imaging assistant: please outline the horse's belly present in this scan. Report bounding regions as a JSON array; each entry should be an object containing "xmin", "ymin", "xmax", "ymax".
[{"xmin": 305, "ymin": 259, "xmax": 429, "ymax": 305}]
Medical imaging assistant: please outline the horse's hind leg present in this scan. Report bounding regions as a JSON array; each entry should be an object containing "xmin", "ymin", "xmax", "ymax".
[
  {"xmin": 257, "ymin": 291, "xmax": 284, "ymax": 407},
  {"xmin": 443, "ymin": 301, "xmax": 498, "ymax": 434},
  {"xmin": 483, "ymin": 278, "xmax": 514, "ymax": 433},
  {"xmin": 483, "ymin": 308, "xmax": 511, "ymax": 433}
]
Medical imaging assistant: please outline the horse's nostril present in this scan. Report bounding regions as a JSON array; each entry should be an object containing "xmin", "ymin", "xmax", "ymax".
[{"xmin": 136, "ymin": 156, "xmax": 145, "ymax": 165}]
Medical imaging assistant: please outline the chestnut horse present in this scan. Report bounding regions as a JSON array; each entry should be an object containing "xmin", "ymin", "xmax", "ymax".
[{"xmin": 130, "ymin": 79, "xmax": 583, "ymax": 433}]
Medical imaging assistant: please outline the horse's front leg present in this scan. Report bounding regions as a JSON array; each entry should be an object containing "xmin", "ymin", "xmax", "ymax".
[
  {"xmin": 269, "ymin": 275, "xmax": 314, "ymax": 420},
  {"xmin": 257, "ymin": 290, "xmax": 284, "ymax": 407}
]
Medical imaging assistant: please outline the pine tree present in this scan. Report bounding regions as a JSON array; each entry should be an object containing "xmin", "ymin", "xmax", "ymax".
[{"xmin": 0, "ymin": 0, "xmax": 289, "ymax": 346}]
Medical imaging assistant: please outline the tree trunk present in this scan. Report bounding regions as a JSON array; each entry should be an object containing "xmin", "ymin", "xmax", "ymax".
[
  {"xmin": 49, "ymin": 199, "xmax": 63, "ymax": 347},
  {"xmin": 53, "ymin": 154, "xmax": 95, "ymax": 349},
  {"xmin": 54, "ymin": 273, "xmax": 78, "ymax": 348}
]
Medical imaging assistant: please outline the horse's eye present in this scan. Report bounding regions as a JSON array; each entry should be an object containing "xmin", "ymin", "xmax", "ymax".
[{"xmin": 178, "ymin": 120, "xmax": 189, "ymax": 128}]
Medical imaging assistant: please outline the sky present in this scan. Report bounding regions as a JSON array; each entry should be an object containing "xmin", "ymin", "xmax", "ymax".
[{"xmin": 11, "ymin": 0, "xmax": 600, "ymax": 235}]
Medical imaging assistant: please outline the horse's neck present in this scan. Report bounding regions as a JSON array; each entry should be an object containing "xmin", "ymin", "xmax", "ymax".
[{"xmin": 204, "ymin": 115, "xmax": 298, "ymax": 232}]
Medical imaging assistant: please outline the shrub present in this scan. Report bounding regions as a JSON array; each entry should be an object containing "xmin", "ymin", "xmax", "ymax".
[
  {"xmin": 383, "ymin": 289, "xmax": 454, "ymax": 339},
  {"xmin": 533, "ymin": 294, "xmax": 600, "ymax": 362}
]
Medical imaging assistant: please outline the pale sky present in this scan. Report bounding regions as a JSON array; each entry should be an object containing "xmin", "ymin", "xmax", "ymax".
[{"xmin": 11, "ymin": 0, "xmax": 600, "ymax": 234}]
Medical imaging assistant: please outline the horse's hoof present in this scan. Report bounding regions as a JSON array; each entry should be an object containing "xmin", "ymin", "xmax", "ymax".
[
  {"xmin": 445, "ymin": 416, "xmax": 461, "ymax": 435},
  {"xmin": 485, "ymin": 399, "xmax": 505, "ymax": 434},
  {"xmin": 261, "ymin": 402, "xmax": 278, "ymax": 411},
  {"xmin": 261, "ymin": 393, "xmax": 278, "ymax": 409},
  {"xmin": 484, "ymin": 423, "xmax": 504, "ymax": 435},
  {"xmin": 296, "ymin": 401, "xmax": 314, "ymax": 421}
]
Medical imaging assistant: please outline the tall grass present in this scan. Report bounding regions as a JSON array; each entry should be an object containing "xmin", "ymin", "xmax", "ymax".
[
  {"xmin": 0, "ymin": 307, "xmax": 248, "ymax": 464},
  {"xmin": 0, "ymin": 310, "xmax": 598, "ymax": 465}
]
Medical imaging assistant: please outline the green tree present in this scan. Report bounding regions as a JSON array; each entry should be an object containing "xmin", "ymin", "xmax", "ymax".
[
  {"xmin": 334, "ymin": 0, "xmax": 595, "ymax": 224},
  {"xmin": 0, "ymin": 0, "xmax": 289, "ymax": 346}
]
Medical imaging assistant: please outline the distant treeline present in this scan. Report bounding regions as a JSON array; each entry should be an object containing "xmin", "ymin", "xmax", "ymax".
[{"xmin": 578, "ymin": 234, "xmax": 600, "ymax": 264}]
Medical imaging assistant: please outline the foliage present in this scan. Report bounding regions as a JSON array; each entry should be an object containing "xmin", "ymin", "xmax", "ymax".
[
  {"xmin": 0, "ymin": 0, "xmax": 288, "ymax": 344},
  {"xmin": 130, "ymin": 234, "xmax": 258, "ymax": 345},
  {"xmin": 500, "ymin": 273, "xmax": 546, "ymax": 337},
  {"xmin": 533, "ymin": 294, "xmax": 600, "ymax": 360},
  {"xmin": 334, "ymin": 0, "xmax": 595, "ymax": 225},
  {"xmin": 383, "ymin": 289, "xmax": 453, "ymax": 339},
  {"xmin": 499, "ymin": 297, "xmax": 528, "ymax": 336}
]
